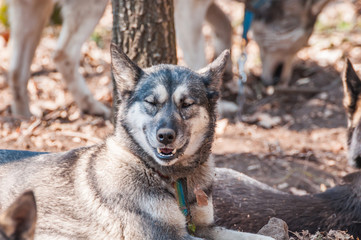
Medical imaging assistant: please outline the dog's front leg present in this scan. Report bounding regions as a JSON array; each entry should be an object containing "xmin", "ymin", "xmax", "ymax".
[
  {"xmin": 196, "ymin": 226, "xmax": 275, "ymax": 240},
  {"xmin": 124, "ymin": 194, "xmax": 208, "ymax": 240},
  {"xmin": 174, "ymin": 0, "xmax": 212, "ymax": 70},
  {"xmin": 53, "ymin": 0, "xmax": 110, "ymax": 119},
  {"xmin": 8, "ymin": 0, "xmax": 55, "ymax": 118},
  {"xmin": 205, "ymin": 2, "xmax": 233, "ymax": 81},
  {"xmin": 191, "ymin": 201, "xmax": 274, "ymax": 240}
]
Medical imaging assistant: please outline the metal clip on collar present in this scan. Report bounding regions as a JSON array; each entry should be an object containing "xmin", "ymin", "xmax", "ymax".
[
  {"xmin": 237, "ymin": 51, "xmax": 247, "ymax": 93},
  {"xmin": 237, "ymin": 51, "xmax": 247, "ymax": 118}
]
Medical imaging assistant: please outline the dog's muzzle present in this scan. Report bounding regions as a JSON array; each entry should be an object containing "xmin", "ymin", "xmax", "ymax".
[{"xmin": 155, "ymin": 128, "xmax": 177, "ymax": 161}]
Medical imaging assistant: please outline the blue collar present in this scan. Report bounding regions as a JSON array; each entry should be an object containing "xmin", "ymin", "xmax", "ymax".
[{"xmin": 242, "ymin": 0, "xmax": 267, "ymax": 42}]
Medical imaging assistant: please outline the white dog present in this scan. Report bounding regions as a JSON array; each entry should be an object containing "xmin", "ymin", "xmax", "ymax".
[{"xmin": 7, "ymin": 0, "xmax": 110, "ymax": 119}]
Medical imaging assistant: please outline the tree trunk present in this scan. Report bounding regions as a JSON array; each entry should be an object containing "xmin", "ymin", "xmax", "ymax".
[
  {"xmin": 112, "ymin": 0, "xmax": 177, "ymax": 68},
  {"xmin": 111, "ymin": 0, "xmax": 177, "ymax": 122}
]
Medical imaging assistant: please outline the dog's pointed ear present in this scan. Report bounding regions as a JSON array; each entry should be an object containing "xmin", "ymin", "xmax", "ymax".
[
  {"xmin": 111, "ymin": 43, "xmax": 144, "ymax": 98},
  {"xmin": 0, "ymin": 191, "xmax": 37, "ymax": 239},
  {"xmin": 198, "ymin": 49, "xmax": 230, "ymax": 98},
  {"xmin": 342, "ymin": 59, "xmax": 361, "ymax": 113}
]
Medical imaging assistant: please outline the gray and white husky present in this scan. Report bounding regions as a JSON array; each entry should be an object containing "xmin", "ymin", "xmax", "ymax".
[{"xmin": 0, "ymin": 45, "xmax": 272, "ymax": 240}]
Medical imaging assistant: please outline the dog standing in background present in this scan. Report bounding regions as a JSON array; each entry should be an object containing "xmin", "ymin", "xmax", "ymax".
[
  {"xmin": 175, "ymin": 0, "xmax": 331, "ymax": 87},
  {"xmin": 7, "ymin": 0, "xmax": 110, "ymax": 119},
  {"xmin": 0, "ymin": 45, "xmax": 273, "ymax": 240}
]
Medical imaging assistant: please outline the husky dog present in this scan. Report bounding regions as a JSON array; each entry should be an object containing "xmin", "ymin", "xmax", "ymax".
[
  {"xmin": 0, "ymin": 191, "xmax": 37, "ymax": 240},
  {"xmin": 251, "ymin": 0, "xmax": 330, "ymax": 86},
  {"xmin": 213, "ymin": 168, "xmax": 361, "ymax": 238},
  {"xmin": 175, "ymin": 0, "xmax": 330, "ymax": 87},
  {"xmin": 0, "ymin": 45, "xmax": 272, "ymax": 240},
  {"xmin": 342, "ymin": 59, "xmax": 361, "ymax": 168},
  {"xmin": 7, "ymin": 0, "xmax": 110, "ymax": 119}
]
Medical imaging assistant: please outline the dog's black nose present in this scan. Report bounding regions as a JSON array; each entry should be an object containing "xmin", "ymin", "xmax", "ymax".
[{"xmin": 157, "ymin": 128, "xmax": 176, "ymax": 145}]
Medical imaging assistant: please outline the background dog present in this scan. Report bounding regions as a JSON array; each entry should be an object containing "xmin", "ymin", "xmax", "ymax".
[
  {"xmin": 175, "ymin": 0, "xmax": 331, "ymax": 88},
  {"xmin": 250, "ymin": 0, "xmax": 331, "ymax": 86},
  {"xmin": 213, "ymin": 168, "xmax": 361, "ymax": 238},
  {"xmin": 342, "ymin": 59, "xmax": 361, "ymax": 168},
  {"xmin": 0, "ymin": 191, "xmax": 37, "ymax": 240},
  {"xmin": 7, "ymin": 0, "xmax": 110, "ymax": 119},
  {"xmin": 0, "ymin": 45, "xmax": 273, "ymax": 239}
]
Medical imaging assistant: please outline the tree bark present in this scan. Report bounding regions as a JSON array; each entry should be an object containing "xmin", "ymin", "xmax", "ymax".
[
  {"xmin": 112, "ymin": 0, "xmax": 177, "ymax": 68},
  {"xmin": 111, "ymin": 0, "xmax": 177, "ymax": 122}
]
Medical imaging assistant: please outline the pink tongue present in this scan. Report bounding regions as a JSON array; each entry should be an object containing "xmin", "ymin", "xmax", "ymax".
[{"xmin": 160, "ymin": 148, "xmax": 173, "ymax": 154}]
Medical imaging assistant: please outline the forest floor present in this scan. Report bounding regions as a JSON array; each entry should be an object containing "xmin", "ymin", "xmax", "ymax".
[{"xmin": 0, "ymin": 0, "xmax": 360, "ymax": 238}]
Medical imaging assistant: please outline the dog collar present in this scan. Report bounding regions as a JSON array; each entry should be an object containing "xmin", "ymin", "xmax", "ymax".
[
  {"xmin": 174, "ymin": 178, "xmax": 196, "ymax": 235},
  {"xmin": 242, "ymin": 0, "xmax": 267, "ymax": 42}
]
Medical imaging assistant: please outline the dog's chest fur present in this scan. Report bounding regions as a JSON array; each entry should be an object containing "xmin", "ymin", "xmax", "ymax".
[{"xmin": 0, "ymin": 136, "xmax": 214, "ymax": 239}]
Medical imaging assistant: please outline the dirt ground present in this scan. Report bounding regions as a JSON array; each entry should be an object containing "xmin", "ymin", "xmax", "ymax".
[{"xmin": 0, "ymin": 0, "xmax": 360, "ymax": 238}]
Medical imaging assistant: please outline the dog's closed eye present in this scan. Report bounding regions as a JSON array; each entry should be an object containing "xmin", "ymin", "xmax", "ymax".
[
  {"xmin": 181, "ymin": 98, "xmax": 194, "ymax": 108},
  {"xmin": 144, "ymin": 96, "xmax": 157, "ymax": 106},
  {"xmin": 145, "ymin": 100, "xmax": 156, "ymax": 106}
]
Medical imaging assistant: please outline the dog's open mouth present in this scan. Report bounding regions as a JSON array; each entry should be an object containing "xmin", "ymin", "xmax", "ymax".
[{"xmin": 156, "ymin": 147, "xmax": 177, "ymax": 160}]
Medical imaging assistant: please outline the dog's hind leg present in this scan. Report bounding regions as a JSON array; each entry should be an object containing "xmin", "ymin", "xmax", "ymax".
[
  {"xmin": 174, "ymin": 0, "xmax": 212, "ymax": 70},
  {"xmin": 53, "ymin": 0, "xmax": 110, "ymax": 119},
  {"xmin": 259, "ymin": 51, "xmax": 294, "ymax": 86},
  {"xmin": 8, "ymin": 0, "xmax": 54, "ymax": 118},
  {"xmin": 205, "ymin": 3, "xmax": 232, "ymax": 74},
  {"xmin": 205, "ymin": 3, "xmax": 237, "ymax": 100}
]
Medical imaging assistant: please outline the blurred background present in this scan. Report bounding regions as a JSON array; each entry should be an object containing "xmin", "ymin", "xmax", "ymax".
[{"xmin": 0, "ymin": 0, "xmax": 360, "ymax": 197}]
